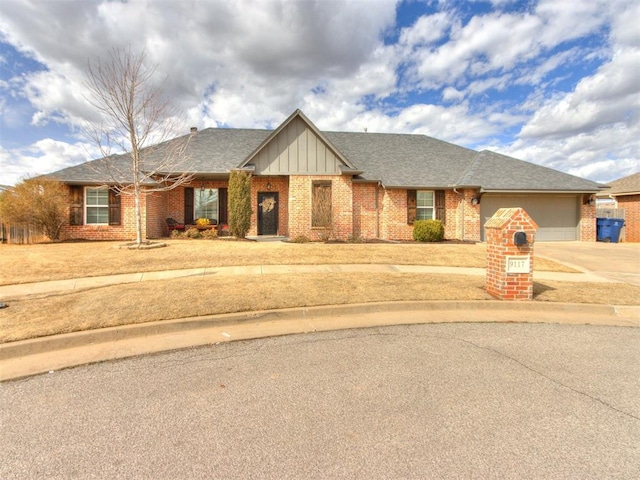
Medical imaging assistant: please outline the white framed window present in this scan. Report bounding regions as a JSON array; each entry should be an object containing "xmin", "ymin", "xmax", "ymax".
[
  {"xmin": 416, "ymin": 190, "xmax": 435, "ymax": 220},
  {"xmin": 195, "ymin": 188, "xmax": 218, "ymax": 222},
  {"xmin": 85, "ymin": 187, "xmax": 109, "ymax": 224}
]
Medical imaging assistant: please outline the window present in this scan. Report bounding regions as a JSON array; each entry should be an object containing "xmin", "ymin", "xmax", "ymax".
[
  {"xmin": 416, "ymin": 191, "xmax": 435, "ymax": 220},
  {"xmin": 195, "ymin": 188, "xmax": 218, "ymax": 223},
  {"xmin": 85, "ymin": 188, "xmax": 109, "ymax": 224},
  {"xmin": 312, "ymin": 181, "xmax": 332, "ymax": 228},
  {"xmin": 408, "ymin": 190, "xmax": 445, "ymax": 224},
  {"xmin": 69, "ymin": 186, "xmax": 121, "ymax": 226}
]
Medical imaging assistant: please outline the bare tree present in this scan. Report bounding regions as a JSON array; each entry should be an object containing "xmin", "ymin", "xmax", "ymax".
[{"xmin": 84, "ymin": 47, "xmax": 193, "ymax": 245}]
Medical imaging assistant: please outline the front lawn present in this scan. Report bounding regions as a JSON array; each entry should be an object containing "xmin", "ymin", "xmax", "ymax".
[{"xmin": 0, "ymin": 240, "xmax": 575, "ymax": 285}]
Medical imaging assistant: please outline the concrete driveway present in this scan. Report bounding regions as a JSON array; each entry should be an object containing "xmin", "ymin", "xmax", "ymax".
[{"xmin": 536, "ymin": 241, "xmax": 640, "ymax": 286}]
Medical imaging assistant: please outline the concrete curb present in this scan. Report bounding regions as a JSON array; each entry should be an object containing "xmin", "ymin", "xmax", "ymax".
[{"xmin": 2, "ymin": 301, "xmax": 638, "ymax": 382}]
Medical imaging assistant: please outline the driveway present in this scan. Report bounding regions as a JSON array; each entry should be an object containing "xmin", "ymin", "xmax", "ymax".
[
  {"xmin": 536, "ymin": 241, "xmax": 640, "ymax": 286},
  {"xmin": 2, "ymin": 323, "xmax": 639, "ymax": 479}
]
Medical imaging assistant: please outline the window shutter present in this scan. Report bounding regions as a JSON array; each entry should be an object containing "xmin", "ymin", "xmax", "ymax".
[
  {"xmin": 69, "ymin": 185, "xmax": 83, "ymax": 225},
  {"xmin": 218, "ymin": 188, "xmax": 228, "ymax": 224},
  {"xmin": 407, "ymin": 190, "xmax": 417, "ymax": 224},
  {"xmin": 435, "ymin": 190, "xmax": 446, "ymax": 223},
  {"xmin": 184, "ymin": 187, "xmax": 194, "ymax": 224},
  {"xmin": 108, "ymin": 189, "xmax": 121, "ymax": 225}
]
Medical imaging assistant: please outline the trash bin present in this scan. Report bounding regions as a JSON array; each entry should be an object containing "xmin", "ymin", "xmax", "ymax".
[
  {"xmin": 608, "ymin": 218, "xmax": 625, "ymax": 243},
  {"xmin": 596, "ymin": 218, "xmax": 610, "ymax": 242},
  {"xmin": 597, "ymin": 218, "xmax": 625, "ymax": 242}
]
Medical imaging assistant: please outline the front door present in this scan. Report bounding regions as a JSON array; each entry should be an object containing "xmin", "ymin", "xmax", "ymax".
[{"xmin": 258, "ymin": 192, "xmax": 278, "ymax": 235}]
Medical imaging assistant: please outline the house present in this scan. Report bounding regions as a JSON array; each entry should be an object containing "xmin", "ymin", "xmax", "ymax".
[
  {"xmin": 597, "ymin": 172, "xmax": 640, "ymax": 242},
  {"xmin": 48, "ymin": 109, "xmax": 605, "ymax": 242}
]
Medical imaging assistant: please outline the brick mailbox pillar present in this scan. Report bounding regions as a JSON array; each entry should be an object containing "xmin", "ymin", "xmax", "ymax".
[{"xmin": 485, "ymin": 207, "xmax": 539, "ymax": 300}]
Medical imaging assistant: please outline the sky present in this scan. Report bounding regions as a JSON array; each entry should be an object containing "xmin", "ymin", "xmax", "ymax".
[{"xmin": 0, "ymin": 0, "xmax": 638, "ymax": 186}]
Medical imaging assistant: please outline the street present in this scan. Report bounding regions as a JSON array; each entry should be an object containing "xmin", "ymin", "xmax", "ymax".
[{"xmin": 2, "ymin": 322, "xmax": 639, "ymax": 479}]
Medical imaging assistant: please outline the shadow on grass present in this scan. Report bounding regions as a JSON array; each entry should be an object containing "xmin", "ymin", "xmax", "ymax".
[{"xmin": 533, "ymin": 281, "xmax": 556, "ymax": 298}]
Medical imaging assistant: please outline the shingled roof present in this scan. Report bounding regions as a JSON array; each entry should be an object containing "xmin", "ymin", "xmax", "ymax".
[
  {"xmin": 597, "ymin": 172, "xmax": 640, "ymax": 197},
  {"xmin": 48, "ymin": 111, "xmax": 605, "ymax": 193}
]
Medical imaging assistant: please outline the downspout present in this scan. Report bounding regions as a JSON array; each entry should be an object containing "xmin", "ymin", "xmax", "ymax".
[
  {"xmin": 375, "ymin": 182, "xmax": 381, "ymax": 239},
  {"xmin": 453, "ymin": 188, "xmax": 465, "ymax": 241}
]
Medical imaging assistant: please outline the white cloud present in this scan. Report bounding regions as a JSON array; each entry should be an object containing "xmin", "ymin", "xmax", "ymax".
[
  {"xmin": 0, "ymin": 0, "xmax": 637, "ymax": 185},
  {"xmin": 1, "ymin": 139, "xmax": 98, "ymax": 185}
]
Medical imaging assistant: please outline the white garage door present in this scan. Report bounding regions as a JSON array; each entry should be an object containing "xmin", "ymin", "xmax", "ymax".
[{"xmin": 481, "ymin": 194, "xmax": 580, "ymax": 241}]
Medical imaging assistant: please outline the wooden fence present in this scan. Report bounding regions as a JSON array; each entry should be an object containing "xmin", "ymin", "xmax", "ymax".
[
  {"xmin": 596, "ymin": 207, "xmax": 625, "ymax": 219},
  {"xmin": 0, "ymin": 222, "xmax": 48, "ymax": 244}
]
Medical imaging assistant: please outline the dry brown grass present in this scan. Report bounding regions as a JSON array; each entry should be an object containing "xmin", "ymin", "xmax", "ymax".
[
  {"xmin": 4, "ymin": 240, "xmax": 621, "ymax": 344},
  {"xmin": 0, "ymin": 240, "xmax": 574, "ymax": 285},
  {"xmin": 0, "ymin": 273, "xmax": 489, "ymax": 342},
  {"xmin": 2, "ymin": 273, "xmax": 638, "ymax": 343}
]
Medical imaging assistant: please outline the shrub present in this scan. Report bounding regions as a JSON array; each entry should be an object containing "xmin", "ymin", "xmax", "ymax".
[
  {"xmin": 346, "ymin": 234, "xmax": 364, "ymax": 243},
  {"xmin": 413, "ymin": 220, "xmax": 444, "ymax": 242},
  {"xmin": 291, "ymin": 235, "xmax": 311, "ymax": 243},
  {"xmin": 170, "ymin": 229, "xmax": 184, "ymax": 239},
  {"xmin": 0, "ymin": 178, "xmax": 69, "ymax": 240},
  {"xmin": 228, "ymin": 170, "xmax": 252, "ymax": 238},
  {"xmin": 201, "ymin": 228, "xmax": 218, "ymax": 240},
  {"xmin": 185, "ymin": 227, "xmax": 202, "ymax": 239}
]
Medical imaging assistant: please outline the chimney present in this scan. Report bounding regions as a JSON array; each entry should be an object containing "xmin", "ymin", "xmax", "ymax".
[{"xmin": 190, "ymin": 127, "xmax": 198, "ymax": 133}]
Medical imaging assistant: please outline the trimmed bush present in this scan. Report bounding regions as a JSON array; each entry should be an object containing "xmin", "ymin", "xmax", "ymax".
[
  {"xmin": 413, "ymin": 220, "xmax": 444, "ymax": 242},
  {"xmin": 201, "ymin": 228, "xmax": 218, "ymax": 240},
  {"xmin": 185, "ymin": 227, "xmax": 202, "ymax": 239},
  {"xmin": 228, "ymin": 170, "xmax": 252, "ymax": 238},
  {"xmin": 291, "ymin": 235, "xmax": 311, "ymax": 243}
]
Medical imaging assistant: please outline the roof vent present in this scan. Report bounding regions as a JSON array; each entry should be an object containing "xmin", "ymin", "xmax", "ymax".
[{"xmin": 190, "ymin": 127, "xmax": 198, "ymax": 133}]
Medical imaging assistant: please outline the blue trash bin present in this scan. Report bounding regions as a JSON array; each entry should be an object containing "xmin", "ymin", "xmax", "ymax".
[
  {"xmin": 608, "ymin": 218, "xmax": 625, "ymax": 243},
  {"xmin": 597, "ymin": 218, "xmax": 625, "ymax": 242},
  {"xmin": 596, "ymin": 218, "xmax": 611, "ymax": 242}
]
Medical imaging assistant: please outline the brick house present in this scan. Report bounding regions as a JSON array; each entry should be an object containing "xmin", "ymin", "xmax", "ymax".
[
  {"xmin": 49, "ymin": 109, "xmax": 605, "ymax": 242},
  {"xmin": 597, "ymin": 172, "xmax": 640, "ymax": 242}
]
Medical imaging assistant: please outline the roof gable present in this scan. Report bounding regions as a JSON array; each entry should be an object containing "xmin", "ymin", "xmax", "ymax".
[{"xmin": 239, "ymin": 109, "xmax": 357, "ymax": 175}]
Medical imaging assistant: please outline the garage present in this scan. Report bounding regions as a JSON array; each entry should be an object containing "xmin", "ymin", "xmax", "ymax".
[{"xmin": 481, "ymin": 194, "xmax": 581, "ymax": 241}]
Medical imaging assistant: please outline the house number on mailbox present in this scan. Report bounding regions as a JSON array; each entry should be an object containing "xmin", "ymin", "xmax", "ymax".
[{"xmin": 506, "ymin": 256, "xmax": 530, "ymax": 274}]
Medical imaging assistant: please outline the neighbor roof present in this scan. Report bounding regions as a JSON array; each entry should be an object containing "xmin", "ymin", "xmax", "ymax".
[
  {"xmin": 596, "ymin": 172, "xmax": 640, "ymax": 197},
  {"xmin": 48, "ymin": 110, "xmax": 604, "ymax": 193}
]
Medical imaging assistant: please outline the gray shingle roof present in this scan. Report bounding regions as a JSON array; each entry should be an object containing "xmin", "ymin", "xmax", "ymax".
[
  {"xmin": 48, "ymin": 121, "xmax": 604, "ymax": 193},
  {"xmin": 325, "ymin": 131, "xmax": 477, "ymax": 187},
  {"xmin": 458, "ymin": 150, "xmax": 605, "ymax": 192},
  {"xmin": 597, "ymin": 172, "xmax": 640, "ymax": 196}
]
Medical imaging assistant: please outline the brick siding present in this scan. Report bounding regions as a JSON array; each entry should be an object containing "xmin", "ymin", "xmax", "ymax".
[
  {"xmin": 61, "ymin": 189, "xmax": 144, "ymax": 241},
  {"xmin": 617, "ymin": 194, "xmax": 640, "ymax": 242},
  {"xmin": 580, "ymin": 201, "xmax": 597, "ymax": 242},
  {"xmin": 59, "ymin": 180, "xmax": 601, "ymax": 243},
  {"xmin": 287, "ymin": 175, "xmax": 353, "ymax": 240}
]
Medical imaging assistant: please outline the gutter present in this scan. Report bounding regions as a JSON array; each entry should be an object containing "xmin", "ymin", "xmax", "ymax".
[{"xmin": 453, "ymin": 188, "xmax": 465, "ymax": 241}]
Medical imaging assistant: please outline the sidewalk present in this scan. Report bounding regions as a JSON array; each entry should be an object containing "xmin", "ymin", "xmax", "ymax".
[
  {"xmin": 0, "ymin": 263, "xmax": 616, "ymax": 298},
  {"xmin": 1, "ymin": 264, "xmax": 638, "ymax": 382}
]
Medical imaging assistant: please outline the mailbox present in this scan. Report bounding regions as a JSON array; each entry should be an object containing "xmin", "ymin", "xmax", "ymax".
[{"xmin": 514, "ymin": 231, "xmax": 527, "ymax": 246}]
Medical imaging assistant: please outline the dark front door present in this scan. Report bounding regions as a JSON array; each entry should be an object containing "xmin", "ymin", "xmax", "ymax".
[{"xmin": 258, "ymin": 192, "xmax": 278, "ymax": 235}]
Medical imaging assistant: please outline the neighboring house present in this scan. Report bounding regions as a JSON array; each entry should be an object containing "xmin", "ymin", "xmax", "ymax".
[
  {"xmin": 597, "ymin": 172, "xmax": 640, "ymax": 242},
  {"xmin": 48, "ymin": 109, "xmax": 605, "ymax": 242}
]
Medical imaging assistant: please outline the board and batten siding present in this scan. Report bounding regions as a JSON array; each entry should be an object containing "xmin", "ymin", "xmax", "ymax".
[{"xmin": 252, "ymin": 116, "xmax": 341, "ymax": 175}]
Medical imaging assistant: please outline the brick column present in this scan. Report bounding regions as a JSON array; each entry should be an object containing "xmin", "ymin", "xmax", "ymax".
[{"xmin": 485, "ymin": 208, "xmax": 538, "ymax": 300}]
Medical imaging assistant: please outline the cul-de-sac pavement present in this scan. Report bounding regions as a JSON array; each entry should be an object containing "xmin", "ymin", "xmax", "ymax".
[{"xmin": 1, "ymin": 242, "xmax": 639, "ymax": 479}]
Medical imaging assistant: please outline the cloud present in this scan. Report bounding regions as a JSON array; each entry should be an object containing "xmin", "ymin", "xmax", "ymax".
[
  {"xmin": 0, "ymin": 0, "xmax": 637, "ymax": 185},
  {"xmin": 1, "ymin": 139, "xmax": 98, "ymax": 185}
]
